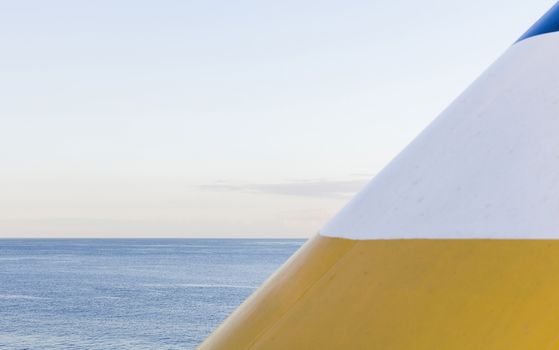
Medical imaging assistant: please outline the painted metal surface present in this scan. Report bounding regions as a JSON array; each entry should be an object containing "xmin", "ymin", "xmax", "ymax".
[
  {"xmin": 322, "ymin": 32, "xmax": 559, "ymax": 240},
  {"xmin": 198, "ymin": 235, "xmax": 356, "ymax": 349},
  {"xmin": 199, "ymin": 5, "xmax": 559, "ymax": 350},
  {"xmin": 517, "ymin": 2, "xmax": 559, "ymax": 42},
  {"xmin": 199, "ymin": 235, "xmax": 559, "ymax": 349}
]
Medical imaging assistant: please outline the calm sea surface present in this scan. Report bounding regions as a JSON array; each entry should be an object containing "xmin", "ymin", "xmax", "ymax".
[{"xmin": 0, "ymin": 239, "xmax": 304, "ymax": 349}]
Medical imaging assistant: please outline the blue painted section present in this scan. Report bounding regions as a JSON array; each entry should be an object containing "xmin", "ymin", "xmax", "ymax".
[{"xmin": 517, "ymin": 2, "xmax": 559, "ymax": 43}]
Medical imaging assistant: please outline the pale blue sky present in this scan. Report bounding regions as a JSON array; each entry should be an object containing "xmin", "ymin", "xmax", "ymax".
[{"xmin": 0, "ymin": 0, "xmax": 555, "ymax": 237}]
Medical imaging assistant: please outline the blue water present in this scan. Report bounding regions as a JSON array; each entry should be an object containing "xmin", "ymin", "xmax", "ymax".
[{"xmin": 0, "ymin": 239, "xmax": 304, "ymax": 349}]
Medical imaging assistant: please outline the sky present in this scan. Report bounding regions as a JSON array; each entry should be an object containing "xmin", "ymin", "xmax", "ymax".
[{"xmin": 0, "ymin": 0, "xmax": 555, "ymax": 238}]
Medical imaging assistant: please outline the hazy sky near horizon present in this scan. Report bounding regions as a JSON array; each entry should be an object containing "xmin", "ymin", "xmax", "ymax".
[{"xmin": 0, "ymin": 0, "xmax": 555, "ymax": 238}]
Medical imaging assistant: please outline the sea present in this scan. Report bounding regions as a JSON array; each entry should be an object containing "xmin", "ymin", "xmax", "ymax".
[{"xmin": 0, "ymin": 239, "xmax": 304, "ymax": 350}]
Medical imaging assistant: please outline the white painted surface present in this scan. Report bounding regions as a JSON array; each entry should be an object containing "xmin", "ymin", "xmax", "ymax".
[{"xmin": 321, "ymin": 33, "xmax": 559, "ymax": 239}]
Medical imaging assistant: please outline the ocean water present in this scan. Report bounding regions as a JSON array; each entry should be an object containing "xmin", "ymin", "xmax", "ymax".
[{"xmin": 0, "ymin": 239, "xmax": 304, "ymax": 349}]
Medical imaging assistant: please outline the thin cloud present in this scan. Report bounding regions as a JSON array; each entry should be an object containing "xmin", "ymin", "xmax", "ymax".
[{"xmin": 200, "ymin": 178, "xmax": 370, "ymax": 199}]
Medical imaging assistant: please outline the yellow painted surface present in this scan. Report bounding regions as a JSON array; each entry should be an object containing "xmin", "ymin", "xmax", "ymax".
[{"xmin": 199, "ymin": 235, "xmax": 559, "ymax": 349}]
